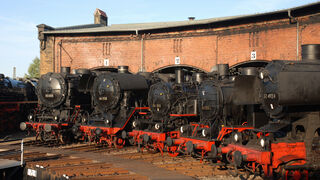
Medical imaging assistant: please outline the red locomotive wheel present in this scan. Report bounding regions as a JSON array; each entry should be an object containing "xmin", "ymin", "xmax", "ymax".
[{"xmin": 167, "ymin": 146, "xmax": 179, "ymax": 157}]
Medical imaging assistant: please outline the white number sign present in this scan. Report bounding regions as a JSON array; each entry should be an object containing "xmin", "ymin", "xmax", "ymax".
[
  {"xmin": 104, "ymin": 59, "xmax": 109, "ymax": 66},
  {"xmin": 175, "ymin": 56, "xmax": 180, "ymax": 64},
  {"xmin": 251, "ymin": 51, "xmax": 256, "ymax": 60}
]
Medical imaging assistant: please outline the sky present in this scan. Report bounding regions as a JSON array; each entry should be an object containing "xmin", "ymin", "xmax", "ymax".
[{"xmin": 0, "ymin": 0, "xmax": 319, "ymax": 78}]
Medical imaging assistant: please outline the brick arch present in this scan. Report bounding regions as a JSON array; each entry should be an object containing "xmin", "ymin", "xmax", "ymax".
[
  {"xmin": 230, "ymin": 60, "xmax": 269, "ymax": 69},
  {"xmin": 152, "ymin": 64, "xmax": 207, "ymax": 73},
  {"xmin": 90, "ymin": 66, "xmax": 134, "ymax": 73}
]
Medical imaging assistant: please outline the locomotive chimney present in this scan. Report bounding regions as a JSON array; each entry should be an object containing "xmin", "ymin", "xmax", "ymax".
[
  {"xmin": 217, "ymin": 64, "xmax": 229, "ymax": 77},
  {"xmin": 61, "ymin": 67, "xmax": 71, "ymax": 74},
  {"xmin": 241, "ymin": 67, "xmax": 258, "ymax": 76},
  {"xmin": 194, "ymin": 72, "xmax": 203, "ymax": 83},
  {"xmin": 210, "ymin": 65, "xmax": 218, "ymax": 73},
  {"xmin": 75, "ymin": 69, "xmax": 91, "ymax": 75},
  {"xmin": 301, "ymin": 44, "xmax": 320, "ymax": 62},
  {"xmin": 118, "ymin": 66, "xmax": 129, "ymax": 73},
  {"xmin": 175, "ymin": 68, "xmax": 184, "ymax": 84}
]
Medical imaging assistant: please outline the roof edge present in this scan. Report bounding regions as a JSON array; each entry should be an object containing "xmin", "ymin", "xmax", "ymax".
[{"xmin": 41, "ymin": 2, "xmax": 320, "ymax": 35}]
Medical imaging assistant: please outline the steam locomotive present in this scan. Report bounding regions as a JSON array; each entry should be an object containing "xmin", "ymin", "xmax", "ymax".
[
  {"xmin": 0, "ymin": 74, "xmax": 37, "ymax": 102},
  {"xmin": 210, "ymin": 44, "xmax": 320, "ymax": 178},
  {"xmin": 21, "ymin": 67, "xmax": 93, "ymax": 142},
  {"xmin": 20, "ymin": 44, "xmax": 320, "ymax": 179},
  {"xmin": 76, "ymin": 66, "xmax": 151, "ymax": 147},
  {"xmin": 0, "ymin": 74, "xmax": 37, "ymax": 134},
  {"xmin": 144, "ymin": 68, "xmax": 201, "ymax": 132}
]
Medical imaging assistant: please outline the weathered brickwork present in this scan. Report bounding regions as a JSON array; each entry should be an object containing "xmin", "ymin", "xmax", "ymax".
[
  {"xmin": 39, "ymin": 12, "xmax": 320, "ymax": 74},
  {"xmin": 40, "ymin": 36, "xmax": 55, "ymax": 75}
]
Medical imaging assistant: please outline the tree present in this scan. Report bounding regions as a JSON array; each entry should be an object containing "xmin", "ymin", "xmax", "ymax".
[{"xmin": 25, "ymin": 57, "xmax": 40, "ymax": 78}]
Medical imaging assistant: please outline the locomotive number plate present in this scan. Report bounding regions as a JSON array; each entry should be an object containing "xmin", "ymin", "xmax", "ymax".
[
  {"xmin": 99, "ymin": 96, "xmax": 108, "ymax": 101},
  {"xmin": 264, "ymin": 93, "xmax": 276, "ymax": 99},
  {"xmin": 45, "ymin": 94, "xmax": 54, "ymax": 98}
]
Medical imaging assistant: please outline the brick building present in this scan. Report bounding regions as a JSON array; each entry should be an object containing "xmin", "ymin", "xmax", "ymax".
[{"xmin": 38, "ymin": 2, "xmax": 320, "ymax": 74}]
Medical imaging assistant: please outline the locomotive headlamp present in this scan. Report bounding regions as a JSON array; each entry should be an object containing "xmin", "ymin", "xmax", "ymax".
[
  {"xmin": 201, "ymin": 128, "xmax": 209, "ymax": 137},
  {"xmin": 258, "ymin": 137, "xmax": 270, "ymax": 148},
  {"xmin": 28, "ymin": 114, "xmax": 33, "ymax": 120},
  {"xmin": 155, "ymin": 123, "xmax": 161, "ymax": 130},
  {"xmin": 106, "ymin": 119, "xmax": 110, "ymax": 124},
  {"xmin": 54, "ymin": 116, "xmax": 58, "ymax": 121},
  {"xmin": 259, "ymin": 138, "xmax": 265, "ymax": 147},
  {"xmin": 20, "ymin": 122, "xmax": 27, "ymax": 131},
  {"xmin": 82, "ymin": 117, "xmax": 87, "ymax": 123},
  {"xmin": 234, "ymin": 133, "xmax": 239, "ymax": 142},
  {"xmin": 180, "ymin": 126, "xmax": 184, "ymax": 133},
  {"xmin": 132, "ymin": 121, "xmax": 137, "ymax": 128},
  {"xmin": 233, "ymin": 132, "xmax": 242, "ymax": 143},
  {"xmin": 180, "ymin": 126, "xmax": 189, "ymax": 134}
]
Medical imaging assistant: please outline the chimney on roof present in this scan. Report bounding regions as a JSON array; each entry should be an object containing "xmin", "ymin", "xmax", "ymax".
[
  {"xmin": 94, "ymin": 8, "xmax": 108, "ymax": 26},
  {"xmin": 188, "ymin": 17, "xmax": 195, "ymax": 21}
]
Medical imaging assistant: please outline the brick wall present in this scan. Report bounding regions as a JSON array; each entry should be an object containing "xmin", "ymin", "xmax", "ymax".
[
  {"xmin": 40, "ymin": 14, "xmax": 320, "ymax": 74},
  {"xmin": 40, "ymin": 36, "xmax": 54, "ymax": 75}
]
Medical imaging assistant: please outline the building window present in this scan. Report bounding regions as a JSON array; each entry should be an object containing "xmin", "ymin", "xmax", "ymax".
[
  {"xmin": 103, "ymin": 42, "xmax": 111, "ymax": 55},
  {"xmin": 173, "ymin": 39, "xmax": 182, "ymax": 53}
]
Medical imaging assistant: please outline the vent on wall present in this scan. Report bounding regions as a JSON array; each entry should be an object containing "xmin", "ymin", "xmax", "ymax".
[{"xmin": 103, "ymin": 42, "xmax": 111, "ymax": 56}]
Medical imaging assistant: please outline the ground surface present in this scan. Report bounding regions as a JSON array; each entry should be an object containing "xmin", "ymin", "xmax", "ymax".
[{"xmin": 0, "ymin": 132, "xmax": 250, "ymax": 179}]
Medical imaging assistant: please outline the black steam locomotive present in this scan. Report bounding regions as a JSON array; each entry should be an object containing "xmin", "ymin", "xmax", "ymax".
[
  {"xmin": 0, "ymin": 74, "xmax": 37, "ymax": 102},
  {"xmin": 22, "ymin": 67, "xmax": 93, "ymax": 142},
  {"xmin": 235, "ymin": 44, "xmax": 320, "ymax": 134},
  {"xmin": 0, "ymin": 74, "xmax": 37, "ymax": 134},
  {"xmin": 145, "ymin": 68, "xmax": 202, "ymax": 132},
  {"xmin": 18, "ymin": 43, "xmax": 320, "ymax": 179},
  {"xmin": 88, "ymin": 66, "xmax": 150, "ymax": 128},
  {"xmin": 214, "ymin": 44, "xmax": 320, "ymax": 178}
]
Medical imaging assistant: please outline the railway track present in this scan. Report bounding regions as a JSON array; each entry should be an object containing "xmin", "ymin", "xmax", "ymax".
[{"xmin": 0, "ymin": 138, "xmax": 244, "ymax": 180}]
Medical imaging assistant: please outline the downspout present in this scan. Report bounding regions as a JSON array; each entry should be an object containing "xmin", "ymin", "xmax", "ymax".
[
  {"xmin": 288, "ymin": 10, "xmax": 299, "ymax": 60},
  {"xmin": 58, "ymin": 41, "xmax": 62, "ymax": 72},
  {"xmin": 137, "ymin": 29, "xmax": 145, "ymax": 72},
  {"xmin": 53, "ymin": 36, "xmax": 55, "ymax": 72}
]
